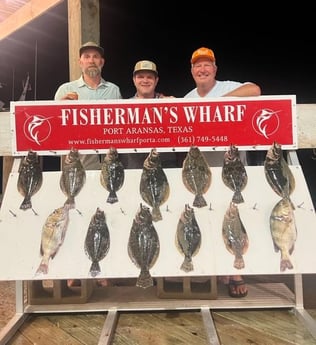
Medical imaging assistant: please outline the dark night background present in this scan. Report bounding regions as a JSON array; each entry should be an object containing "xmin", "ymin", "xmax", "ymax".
[
  {"xmin": 0, "ymin": 1, "xmax": 315, "ymax": 103},
  {"xmin": 0, "ymin": 1, "xmax": 315, "ymax": 203}
]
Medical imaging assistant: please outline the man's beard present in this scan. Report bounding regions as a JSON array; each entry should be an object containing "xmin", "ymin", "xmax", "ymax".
[{"xmin": 85, "ymin": 66, "xmax": 101, "ymax": 78}]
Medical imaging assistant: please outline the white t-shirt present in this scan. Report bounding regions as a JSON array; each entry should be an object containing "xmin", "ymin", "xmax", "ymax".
[
  {"xmin": 184, "ymin": 80, "xmax": 244, "ymax": 98},
  {"xmin": 184, "ymin": 80, "xmax": 248, "ymax": 166}
]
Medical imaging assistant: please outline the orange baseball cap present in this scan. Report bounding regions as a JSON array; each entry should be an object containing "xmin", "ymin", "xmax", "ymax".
[{"xmin": 191, "ymin": 47, "xmax": 215, "ymax": 64}]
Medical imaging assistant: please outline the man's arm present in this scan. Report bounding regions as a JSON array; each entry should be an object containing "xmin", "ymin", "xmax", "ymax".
[{"xmin": 223, "ymin": 82, "xmax": 261, "ymax": 97}]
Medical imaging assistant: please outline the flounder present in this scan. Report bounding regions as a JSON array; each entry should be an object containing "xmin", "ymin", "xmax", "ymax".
[
  {"xmin": 140, "ymin": 149, "xmax": 170, "ymax": 222},
  {"xmin": 84, "ymin": 207, "xmax": 110, "ymax": 277},
  {"xmin": 176, "ymin": 204, "xmax": 201, "ymax": 272},
  {"xmin": 264, "ymin": 142, "xmax": 295, "ymax": 206},
  {"xmin": 222, "ymin": 202, "xmax": 249, "ymax": 269},
  {"xmin": 60, "ymin": 148, "xmax": 86, "ymax": 209},
  {"xmin": 182, "ymin": 146, "xmax": 212, "ymax": 208},
  {"xmin": 100, "ymin": 147, "xmax": 125, "ymax": 204},
  {"xmin": 222, "ymin": 144, "xmax": 248, "ymax": 204},
  {"xmin": 17, "ymin": 150, "xmax": 43, "ymax": 210},
  {"xmin": 128, "ymin": 203, "xmax": 160, "ymax": 288}
]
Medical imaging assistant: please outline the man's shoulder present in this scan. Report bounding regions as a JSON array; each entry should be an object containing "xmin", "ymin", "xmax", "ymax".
[
  {"xmin": 58, "ymin": 78, "xmax": 81, "ymax": 88},
  {"xmin": 184, "ymin": 88, "xmax": 197, "ymax": 98},
  {"xmin": 102, "ymin": 79, "xmax": 120, "ymax": 89}
]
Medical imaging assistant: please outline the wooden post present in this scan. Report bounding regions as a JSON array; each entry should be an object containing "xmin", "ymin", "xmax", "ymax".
[{"xmin": 67, "ymin": 0, "xmax": 100, "ymax": 81}]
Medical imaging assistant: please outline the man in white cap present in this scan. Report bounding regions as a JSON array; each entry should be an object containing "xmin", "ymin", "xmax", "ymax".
[
  {"xmin": 54, "ymin": 41, "xmax": 122, "ymax": 170},
  {"xmin": 185, "ymin": 47, "xmax": 261, "ymax": 298}
]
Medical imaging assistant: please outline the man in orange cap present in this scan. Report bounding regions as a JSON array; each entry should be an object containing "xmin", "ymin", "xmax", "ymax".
[
  {"xmin": 185, "ymin": 47, "xmax": 261, "ymax": 298},
  {"xmin": 186, "ymin": 47, "xmax": 261, "ymax": 98}
]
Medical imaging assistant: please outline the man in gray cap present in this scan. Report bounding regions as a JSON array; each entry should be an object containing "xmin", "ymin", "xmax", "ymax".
[
  {"xmin": 54, "ymin": 42, "xmax": 122, "ymax": 288},
  {"xmin": 122, "ymin": 60, "xmax": 182, "ymax": 169},
  {"xmin": 54, "ymin": 41, "xmax": 122, "ymax": 170},
  {"xmin": 131, "ymin": 60, "xmax": 164, "ymax": 99}
]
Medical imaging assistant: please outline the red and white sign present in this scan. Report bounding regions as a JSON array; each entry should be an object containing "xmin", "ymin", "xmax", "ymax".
[{"xmin": 10, "ymin": 95, "xmax": 296, "ymax": 156}]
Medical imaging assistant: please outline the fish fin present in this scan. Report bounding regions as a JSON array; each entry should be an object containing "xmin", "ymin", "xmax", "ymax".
[
  {"xmin": 193, "ymin": 194, "xmax": 207, "ymax": 208},
  {"xmin": 106, "ymin": 191, "xmax": 118, "ymax": 204},
  {"xmin": 232, "ymin": 191, "xmax": 244, "ymax": 204},
  {"xmin": 151, "ymin": 206, "xmax": 162, "ymax": 222},
  {"xmin": 180, "ymin": 256, "xmax": 194, "ymax": 272},
  {"xmin": 20, "ymin": 196, "xmax": 32, "ymax": 210},
  {"xmin": 289, "ymin": 244, "xmax": 295, "ymax": 255},
  {"xmin": 136, "ymin": 269, "xmax": 153, "ymax": 289},
  {"xmin": 289, "ymin": 198, "xmax": 296, "ymax": 210},
  {"xmin": 89, "ymin": 261, "xmax": 101, "ymax": 277}
]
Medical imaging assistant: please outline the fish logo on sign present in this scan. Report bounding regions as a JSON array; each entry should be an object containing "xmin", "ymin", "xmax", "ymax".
[
  {"xmin": 23, "ymin": 113, "xmax": 53, "ymax": 145},
  {"xmin": 252, "ymin": 109, "xmax": 281, "ymax": 139}
]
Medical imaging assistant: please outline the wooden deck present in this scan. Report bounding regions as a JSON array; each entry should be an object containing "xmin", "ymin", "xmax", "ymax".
[{"xmin": 1, "ymin": 275, "xmax": 316, "ymax": 345}]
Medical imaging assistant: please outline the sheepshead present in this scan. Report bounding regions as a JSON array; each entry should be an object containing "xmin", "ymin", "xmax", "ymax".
[
  {"xmin": 84, "ymin": 207, "xmax": 110, "ymax": 277},
  {"xmin": 36, "ymin": 205, "xmax": 70, "ymax": 275},
  {"xmin": 182, "ymin": 146, "xmax": 212, "ymax": 208},
  {"xmin": 100, "ymin": 147, "xmax": 125, "ymax": 204},
  {"xmin": 222, "ymin": 202, "xmax": 249, "ymax": 269},
  {"xmin": 128, "ymin": 203, "xmax": 160, "ymax": 288},
  {"xmin": 17, "ymin": 150, "xmax": 43, "ymax": 210},
  {"xmin": 270, "ymin": 197, "xmax": 297, "ymax": 272},
  {"xmin": 140, "ymin": 149, "xmax": 170, "ymax": 222},
  {"xmin": 222, "ymin": 144, "xmax": 248, "ymax": 204},
  {"xmin": 264, "ymin": 142, "xmax": 295, "ymax": 205},
  {"xmin": 176, "ymin": 204, "xmax": 201, "ymax": 272},
  {"xmin": 60, "ymin": 148, "xmax": 86, "ymax": 209}
]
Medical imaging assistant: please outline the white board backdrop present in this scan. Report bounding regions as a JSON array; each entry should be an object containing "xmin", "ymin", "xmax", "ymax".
[{"xmin": 0, "ymin": 165, "xmax": 315, "ymax": 281}]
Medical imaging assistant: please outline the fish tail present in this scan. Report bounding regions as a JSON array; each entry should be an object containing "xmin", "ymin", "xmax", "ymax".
[
  {"xmin": 20, "ymin": 196, "xmax": 32, "ymax": 210},
  {"xmin": 106, "ymin": 191, "xmax": 118, "ymax": 204},
  {"xmin": 193, "ymin": 194, "xmax": 207, "ymax": 208},
  {"xmin": 64, "ymin": 196, "xmax": 75, "ymax": 209},
  {"xmin": 151, "ymin": 206, "xmax": 162, "ymax": 222},
  {"xmin": 234, "ymin": 256, "xmax": 245, "ymax": 269},
  {"xmin": 89, "ymin": 261, "xmax": 101, "ymax": 277},
  {"xmin": 180, "ymin": 257, "xmax": 193, "ymax": 272},
  {"xmin": 280, "ymin": 254, "xmax": 294, "ymax": 271},
  {"xmin": 232, "ymin": 191, "xmax": 244, "ymax": 204},
  {"xmin": 136, "ymin": 269, "xmax": 153, "ymax": 289},
  {"xmin": 36, "ymin": 258, "xmax": 49, "ymax": 275}
]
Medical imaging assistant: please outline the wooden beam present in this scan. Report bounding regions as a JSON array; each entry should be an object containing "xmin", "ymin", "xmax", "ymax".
[{"xmin": 0, "ymin": 0, "xmax": 64, "ymax": 40}]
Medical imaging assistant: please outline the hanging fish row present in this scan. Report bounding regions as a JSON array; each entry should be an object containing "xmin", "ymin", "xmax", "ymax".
[
  {"xmin": 18, "ymin": 142, "xmax": 298, "ymax": 280},
  {"xmin": 17, "ymin": 145, "xmax": 245, "ymax": 217},
  {"xmin": 34, "ymin": 201, "xmax": 207, "ymax": 289}
]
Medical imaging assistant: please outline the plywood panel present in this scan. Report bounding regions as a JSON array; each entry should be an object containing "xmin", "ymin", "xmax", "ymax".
[{"xmin": 0, "ymin": 166, "xmax": 315, "ymax": 281}]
